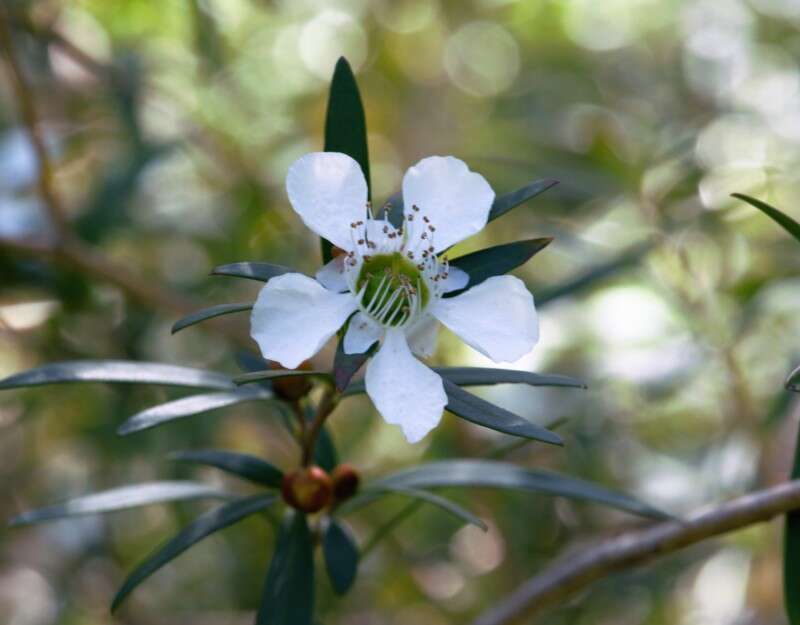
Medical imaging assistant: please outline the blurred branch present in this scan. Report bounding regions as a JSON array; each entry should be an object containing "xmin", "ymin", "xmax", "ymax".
[{"xmin": 470, "ymin": 479, "xmax": 800, "ymax": 625}]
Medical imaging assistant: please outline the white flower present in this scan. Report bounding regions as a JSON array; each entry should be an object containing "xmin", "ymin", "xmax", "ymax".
[{"xmin": 250, "ymin": 152, "xmax": 539, "ymax": 443}]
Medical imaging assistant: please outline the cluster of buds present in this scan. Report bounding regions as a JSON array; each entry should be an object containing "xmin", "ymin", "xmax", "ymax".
[{"xmin": 281, "ymin": 464, "xmax": 360, "ymax": 513}]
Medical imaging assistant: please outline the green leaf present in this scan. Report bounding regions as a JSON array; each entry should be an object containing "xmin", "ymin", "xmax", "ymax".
[
  {"xmin": 733, "ymin": 193, "xmax": 800, "ymax": 244},
  {"xmin": 365, "ymin": 460, "xmax": 668, "ymax": 520},
  {"xmin": 117, "ymin": 387, "xmax": 272, "ymax": 435},
  {"xmin": 322, "ymin": 519, "xmax": 359, "ymax": 595},
  {"xmin": 211, "ymin": 262, "xmax": 296, "ymax": 282},
  {"xmin": 9, "ymin": 481, "xmax": 230, "ymax": 527},
  {"xmin": 171, "ymin": 303, "xmax": 253, "ymax": 334},
  {"xmin": 446, "ymin": 238, "xmax": 553, "ymax": 296},
  {"xmin": 0, "ymin": 361, "xmax": 235, "ymax": 391},
  {"xmin": 234, "ymin": 369, "xmax": 332, "ymax": 386},
  {"xmin": 443, "ymin": 380, "xmax": 563, "ymax": 445},
  {"xmin": 333, "ymin": 334, "xmax": 375, "ymax": 391},
  {"xmin": 344, "ymin": 367, "xmax": 585, "ymax": 395},
  {"xmin": 788, "ymin": 365, "xmax": 800, "ymax": 393},
  {"xmin": 322, "ymin": 57, "xmax": 370, "ymax": 263},
  {"xmin": 111, "ymin": 493, "xmax": 276, "ymax": 612},
  {"xmin": 257, "ymin": 511, "xmax": 314, "ymax": 625},
  {"xmin": 314, "ymin": 426, "xmax": 339, "ymax": 472},
  {"xmin": 169, "ymin": 450, "xmax": 284, "ymax": 489},
  {"xmin": 489, "ymin": 178, "xmax": 559, "ymax": 222}
]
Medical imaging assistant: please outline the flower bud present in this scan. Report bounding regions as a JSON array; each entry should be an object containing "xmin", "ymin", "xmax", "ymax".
[
  {"xmin": 281, "ymin": 466, "xmax": 333, "ymax": 513},
  {"xmin": 331, "ymin": 463, "xmax": 360, "ymax": 502},
  {"xmin": 271, "ymin": 359, "xmax": 313, "ymax": 401}
]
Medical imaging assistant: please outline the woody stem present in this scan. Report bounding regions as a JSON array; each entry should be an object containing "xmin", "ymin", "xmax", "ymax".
[{"xmin": 302, "ymin": 384, "xmax": 339, "ymax": 466}]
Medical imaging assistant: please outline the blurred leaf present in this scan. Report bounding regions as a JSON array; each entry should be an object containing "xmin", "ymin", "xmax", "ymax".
[
  {"xmin": 363, "ymin": 460, "xmax": 668, "ymax": 520},
  {"xmin": 117, "ymin": 387, "xmax": 272, "ymax": 435},
  {"xmin": 488, "ymin": 178, "xmax": 560, "ymax": 222},
  {"xmin": 0, "ymin": 361, "xmax": 234, "ymax": 391},
  {"xmin": 785, "ymin": 424, "xmax": 800, "ymax": 625},
  {"xmin": 322, "ymin": 57, "xmax": 370, "ymax": 263},
  {"xmin": 733, "ymin": 193, "xmax": 800, "ymax": 244},
  {"xmin": 9, "ymin": 482, "xmax": 230, "ymax": 526},
  {"xmin": 443, "ymin": 380, "xmax": 563, "ymax": 445},
  {"xmin": 322, "ymin": 519, "xmax": 359, "ymax": 595},
  {"xmin": 344, "ymin": 367, "xmax": 585, "ymax": 395},
  {"xmin": 211, "ymin": 262, "xmax": 296, "ymax": 282},
  {"xmin": 788, "ymin": 365, "xmax": 800, "ymax": 393},
  {"xmin": 234, "ymin": 369, "xmax": 332, "ymax": 386},
  {"xmin": 169, "ymin": 450, "xmax": 284, "ymax": 488},
  {"xmin": 333, "ymin": 335, "xmax": 375, "ymax": 391},
  {"xmin": 257, "ymin": 511, "xmax": 314, "ymax": 625},
  {"xmin": 111, "ymin": 493, "xmax": 276, "ymax": 612},
  {"xmin": 446, "ymin": 238, "xmax": 553, "ymax": 296},
  {"xmin": 172, "ymin": 303, "xmax": 253, "ymax": 334},
  {"xmin": 314, "ymin": 426, "xmax": 339, "ymax": 472}
]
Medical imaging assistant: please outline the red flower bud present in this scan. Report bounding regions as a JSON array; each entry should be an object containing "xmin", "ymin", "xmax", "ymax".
[
  {"xmin": 331, "ymin": 464, "xmax": 360, "ymax": 502},
  {"xmin": 281, "ymin": 466, "xmax": 333, "ymax": 513}
]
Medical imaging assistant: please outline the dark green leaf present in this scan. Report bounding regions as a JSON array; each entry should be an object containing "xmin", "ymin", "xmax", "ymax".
[
  {"xmin": 257, "ymin": 511, "xmax": 314, "ymax": 625},
  {"xmin": 234, "ymin": 369, "xmax": 332, "ymax": 386},
  {"xmin": 489, "ymin": 178, "xmax": 560, "ymax": 222},
  {"xmin": 333, "ymin": 335, "xmax": 375, "ymax": 391},
  {"xmin": 788, "ymin": 365, "xmax": 800, "ymax": 393},
  {"xmin": 211, "ymin": 262, "xmax": 296, "ymax": 282},
  {"xmin": 443, "ymin": 380, "xmax": 563, "ymax": 445},
  {"xmin": 786, "ymin": 424, "xmax": 800, "ymax": 624},
  {"xmin": 344, "ymin": 367, "xmax": 585, "ymax": 395},
  {"xmin": 446, "ymin": 238, "xmax": 553, "ymax": 297},
  {"xmin": 171, "ymin": 303, "xmax": 253, "ymax": 334},
  {"xmin": 365, "ymin": 460, "xmax": 667, "ymax": 520},
  {"xmin": 0, "ymin": 361, "xmax": 234, "ymax": 391},
  {"xmin": 733, "ymin": 193, "xmax": 800, "ymax": 244},
  {"xmin": 323, "ymin": 519, "xmax": 359, "ymax": 595},
  {"xmin": 111, "ymin": 494, "xmax": 276, "ymax": 612},
  {"xmin": 169, "ymin": 450, "xmax": 284, "ymax": 489},
  {"xmin": 9, "ymin": 481, "xmax": 230, "ymax": 527},
  {"xmin": 117, "ymin": 387, "xmax": 272, "ymax": 435},
  {"xmin": 322, "ymin": 57, "xmax": 370, "ymax": 263},
  {"xmin": 314, "ymin": 426, "xmax": 339, "ymax": 472}
]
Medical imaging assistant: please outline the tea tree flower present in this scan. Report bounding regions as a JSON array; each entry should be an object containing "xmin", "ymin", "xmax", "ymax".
[{"xmin": 250, "ymin": 152, "xmax": 539, "ymax": 442}]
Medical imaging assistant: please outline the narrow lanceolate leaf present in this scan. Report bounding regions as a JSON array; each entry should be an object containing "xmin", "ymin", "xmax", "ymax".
[
  {"xmin": 733, "ymin": 193, "xmax": 800, "ymax": 244},
  {"xmin": 0, "ymin": 361, "xmax": 234, "ymax": 392},
  {"xmin": 9, "ymin": 482, "xmax": 230, "ymax": 527},
  {"xmin": 333, "ymin": 335, "xmax": 376, "ymax": 391},
  {"xmin": 323, "ymin": 519, "xmax": 359, "ymax": 595},
  {"xmin": 446, "ymin": 238, "xmax": 553, "ymax": 297},
  {"xmin": 117, "ymin": 387, "xmax": 271, "ymax": 435},
  {"xmin": 171, "ymin": 303, "xmax": 253, "ymax": 334},
  {"xmin": 443, "ymin": 380, "xmax": 563, "ymax": 446},
  {"xmin": 322, "ymin": 56, "xmax": 370, "ymax": 263},
  {"xmin": 488, "ymin": 178, "xmax": 560, "ymax": 222},
  {"xmin": 788, "ymin": 365, "xmax": 800, "ymax": 393},
  {"xmin": 785, "ymin": 425, "xmax": 800, "ymax": 624},
  {"xmin": 169, "ymin": 450, "xmax": 284, "ymax": 489},
  {"xmin": 367, "ymin": 460, "xmax": 668, "ymax": 520},
  {"xmin": 257, "ymin": 511, "xmax": 314, "ymax": 625},
  {"xmin": 111, "ymin": 494, "xmax": 277, "ymax": 612},
  {"xmin": 234, "ymin": 369, "xmax": 332, "ymax": 386},
  {"xmin": 344, "ymin": 367, "xmax": 585, "ymax": 395},
  {"xmin": 211, "ymin": 262, "xmax": 296, "ymax": 282}
]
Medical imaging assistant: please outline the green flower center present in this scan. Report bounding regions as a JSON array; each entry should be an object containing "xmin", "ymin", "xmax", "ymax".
[{"xmin": 356, "ymin": 253, "xmax": 429, "ymax": 326}]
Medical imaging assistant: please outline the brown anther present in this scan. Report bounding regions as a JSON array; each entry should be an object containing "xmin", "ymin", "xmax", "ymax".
[
  {"xmin": 357, "ymin": 239, "xmax": 365, "ymax": 245},
  {"xmin": 423, "ymin": 216, "xmax": 430, "ymax": 223},
  {"xmin": 412, "ymin": 205, "xmax": 420, "ymax": 212}
]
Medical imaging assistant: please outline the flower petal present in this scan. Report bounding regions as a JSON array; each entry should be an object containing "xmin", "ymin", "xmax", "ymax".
[
  {"xmin": 250, "ymin": 273, "xmax": 357, "ymax": 369},
  {"xmin": 405, "ymin": 314, "xmax": 439, "ymax": 358},
  {"xmin": 365, "ymin": 329, "xmax": 447, "ymax": 443},
  {"xmin": 316, "ymin": 255, "xmax": 348, "ymax": 293},
  {"xmin": 442, "ymin": 265, "xmax": 469, "ymax": 293},
  {"xmin": 286, "ymin": 152, "xmax": 368, "ymax": 250},
  {"xmin": 432, "ymin": 275, "xmax": 538, "ymax": 362},
  {"xmin": 344, "ymin": 312, "xmax": 383, "ymax": 354},
  {"xmin": 402, "ymin": 156, "xmax": 495, "ymax": 252}
]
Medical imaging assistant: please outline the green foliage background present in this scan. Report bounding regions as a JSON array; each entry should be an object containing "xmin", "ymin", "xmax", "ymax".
[{"xmin": 2, "ymin": 0, "xmax": 800, "ymax": 623}]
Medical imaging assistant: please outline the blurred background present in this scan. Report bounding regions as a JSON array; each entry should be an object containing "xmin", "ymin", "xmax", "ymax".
[{"xmin": 2, "ymin": 0, "xmax": 800, "ymax": 624}]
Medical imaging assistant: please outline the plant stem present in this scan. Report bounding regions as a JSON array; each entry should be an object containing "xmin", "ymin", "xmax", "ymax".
[{"xmin": 302, "ymin": 385, "xmax": 339, "ymax": 466}]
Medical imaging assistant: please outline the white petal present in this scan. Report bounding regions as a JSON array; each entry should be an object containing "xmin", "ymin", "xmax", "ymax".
[
  {"xmin": 402, "ymin": 156, "xmax": 495, "ymax": 252},
  {"xmin": 344, "ymin": 312, "xmax": 383, "ymax": 354},
  {"xmin": 432, "ymin": 275, "xmax": 538, "ymax": 363},
  {"xmin": 442, "ymin": 266, "xmax": 469, "ymax": 293},
  {"xmin": 250, "ymin": 273, "xmax": 357, "ymax": 369},
  {"xmin": 286, "ymin": 152, "xmax": 367, "ymax": 250},
  {"xmin": 365, "ymin": 329, "xmax": 447, "ymax": 443},
  {"xmin": 405, "ymin": 314, "xmax": 440, "ymax": 358},
  {"xmin": 316, "ymin": 255, "xmax": 348, "ymax": 293}
]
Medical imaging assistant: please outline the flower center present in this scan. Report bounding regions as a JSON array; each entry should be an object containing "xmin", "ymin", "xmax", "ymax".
[{"xmin": 356, "ymin": 252, "xmax": 429, "ymax": 327}]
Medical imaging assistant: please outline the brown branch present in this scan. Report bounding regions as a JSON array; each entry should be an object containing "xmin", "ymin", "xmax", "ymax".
[
  {"xmin": 302, "ymin": 385, "xmax": 339, "ymax": 466},
  {"xmin": 470, "ymin": 480, "xmax": 800, "ymax": 625}
]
